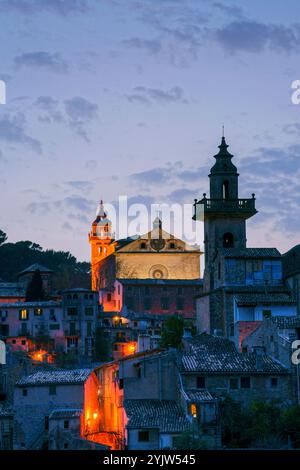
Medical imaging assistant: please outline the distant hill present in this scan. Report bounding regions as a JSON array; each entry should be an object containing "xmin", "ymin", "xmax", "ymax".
[{"xmin": 0, "ymin": 230, "xmax": 90, "ymax": 290}]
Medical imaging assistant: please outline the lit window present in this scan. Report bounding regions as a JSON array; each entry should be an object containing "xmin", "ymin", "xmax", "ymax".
[
  {"xmin": 191, "ymin": 403, "xmax": 197, "ymax": 418},
  {"xmin": 19, "ymin": 309, "xmax": 28, "ymax": 320},
  {"xmin": 34, "ymin": 308, "xmax": 43, "ymax": 316}
]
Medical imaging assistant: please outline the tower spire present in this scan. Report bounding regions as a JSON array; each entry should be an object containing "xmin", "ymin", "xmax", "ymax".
[{"xmin": 96, "ymin": 199, "xmax": 106, "ymax": 219}]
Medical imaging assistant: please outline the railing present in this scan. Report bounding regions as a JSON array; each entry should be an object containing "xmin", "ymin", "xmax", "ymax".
[{"xmin": 198, "ymin": 197, "xmax": 256, "ymax": 212}]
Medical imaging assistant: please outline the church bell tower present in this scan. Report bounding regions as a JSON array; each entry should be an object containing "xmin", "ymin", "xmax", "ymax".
[
  {"xmin": 89, "ymin": 200, "xmax": 114, "ymax": 290},
  {"xmin": 194, "ymin": 135, "xmax": 257, "ymax": 290}
]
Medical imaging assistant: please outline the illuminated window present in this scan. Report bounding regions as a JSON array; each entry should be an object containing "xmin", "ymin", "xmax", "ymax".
[
  {"xmin": 191, "ymin": 403, "xmax": 197, "ymax": 418},
  {"xmin": 34, "ymin": 308, "xmax": 43, "ymax": 316},
  {"xmin": 19, "ymin": 309, "xmax": 28, "ymax": 321}
]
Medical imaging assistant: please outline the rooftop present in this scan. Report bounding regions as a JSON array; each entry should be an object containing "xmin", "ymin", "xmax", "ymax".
[
  {"xmin": 124, "ymin": 399, "xmax": 189, "ymax": 433},
  {"xmin": 282, "ymin": 245, "xmax": 300, "ymax": 277},
  {"xmin": 16, "ymin": 368, "xmax": 92, "ymax": 387},
  {"xmin": 0, "ymin": 282, "xmax": 25, "ymax": 297},
  {"xmin": 18, "ymin": 264, "xmax": 53, "ymax": 276},
  {"xmin": 49, "ymin": 408, "xmax": 82, "ymax": 419},
  {"xmin": 235, "ymin": 293, "xmax": 296, "ymax": 306},
  {"xmin": 223, "ymin": 248, "xmax": 281, "ymax": 259},
  {"xmin": 118, "ymin": 278, "xmax": 203, "ymax": 286},
  {"xmin": 181, "ymin": 334, "xmax": 288, "ymax": 375},
  {"xmin": 271, "ymin": 316, "xmax": 300, "ymax": 329},
  {"xmin": 182, "ymin": 389, "xmax": 215, "ymax": 402},
  {"xmin": 0, "ymin": 300, "xmax": 61, "ymax": 308}
]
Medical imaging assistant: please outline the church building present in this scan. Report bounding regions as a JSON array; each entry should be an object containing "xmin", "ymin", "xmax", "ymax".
[
  {"xmin": 89, "ymin": 203, "xmax": 202, "ymax": 318},
  {"xmin": 193, "ymin": 136, "xmax": 296, "ymax": 344}
]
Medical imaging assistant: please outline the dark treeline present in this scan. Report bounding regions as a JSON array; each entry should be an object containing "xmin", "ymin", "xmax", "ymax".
[{"xmin": 0, "ymin": 229, "xmax": 90, "ymax": 290}]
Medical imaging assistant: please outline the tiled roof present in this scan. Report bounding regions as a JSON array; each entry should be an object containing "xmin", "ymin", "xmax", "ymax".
[
  {"xmin": 183, "ymin": 390, "xmax": 215, "ymax": 402},
  {"xmin": 49, "ymin": 408, "xmax": 82, "ymax": 419},
  {"xmin": 124, "ymin": 399, "xmax": 189, "ymax": 433},
  {"xmin": 0, "ymin": 404, "xmax": 13, "ymax": 417},
  {"xmin": 18, "ymin": 264, "xmax": 53, "ymax": 276},
  {"xmin": 181, "ymin": 334, "xmax": 288, "ymax": 375},
  {"xmin": 223, "ymin": 248, "xmax": 281, "ymax": 259},
  {"xmin": 282, "ymin": 245, "xmax": 300, "ymax": 277},
  {"xmin": 271, "ymin": 316, "xmax": 300, "ymax": 329},
  {"xmin": 0, "ymin": 282, "xmax": 25, "ymax": 297},
  {"xmin": 0, "ymin": 300, "xmax": 61, "ymax": 308},
  {"xmin": 235, "ymin": 293, "xmax": 295, "ymax": 306},
  {"xmin": 16, "ymin": 368, "xmax": 92, "ymax": 386},
  {"xmin": 118, "ymin": 278, "xmax": 203, "ymax": 286}
]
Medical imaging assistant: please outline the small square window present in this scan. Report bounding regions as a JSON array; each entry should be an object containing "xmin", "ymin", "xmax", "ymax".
[
  {"xmin": 196, "ymin": 376, "xmax": 205, "ymax": 389},
  {"xmin": 138, "ymin": 430, "xmax": 149, "ymax": 442},
  {"xmin": 271, "ymin": 377, "xmax": 278, "ymax": 388},
  {"xmin": 49, "ymin": 385, "xmax": 57, "ymax": 395},
  {"xmin": 240, "ymin": 377, "xmax": 251, "ymax": 389},
  {"xmin": 229, "ymin": 378, "xmax": 239, "ymax": 390}
]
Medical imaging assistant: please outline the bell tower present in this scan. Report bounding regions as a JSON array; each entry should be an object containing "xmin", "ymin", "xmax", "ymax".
[
  {"xmin": 194, "ymin": 135, "xmax": 257, "ymax": 290},
  {"xmin": 89, "ymin": 200, "xmax": 114, "ymax": 290}
]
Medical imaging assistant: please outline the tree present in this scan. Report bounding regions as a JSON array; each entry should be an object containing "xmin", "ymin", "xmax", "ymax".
[
  {"xmin": 94, "ymin": 327, "xmax": 111, "ymax": 362},
  {"xmin": 0, "ymin": 229, "xmax": 7, "ymax": 246},
  {"xmin": 26, "ymin": 269, "xmax": 45, "ymax": 301},
  {"xmin": 160, "ymin": 315, "xmax": 184, "ymax": 349},
  {"xmin": 280, "ymin": 406, "xmax": 300, "ymax": 448},
  {"xmin": 173, "ymin": 429, "xmax": 215, "ymax": 450}
]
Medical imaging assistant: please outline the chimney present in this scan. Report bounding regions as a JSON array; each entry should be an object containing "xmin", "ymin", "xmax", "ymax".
[
  {"xmin": 253, "ymin": 346, "xmax": 264, "ymax": 371},
  {"xmin": 183, "ymin": 327, "xmax": 192, "ymax": 339}
]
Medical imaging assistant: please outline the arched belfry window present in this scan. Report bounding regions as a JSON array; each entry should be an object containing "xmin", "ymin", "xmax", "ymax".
[
  {"xmin": 222, "ymin": 180, "xmax": 229, "ymax": 200},
  {"xmin": 223, "ymin": 232, "xmax": 234, "ymax": 248}
]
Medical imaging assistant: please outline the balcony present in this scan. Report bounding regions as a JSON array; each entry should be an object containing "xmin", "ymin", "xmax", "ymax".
[{"xmin": 194, "ymin": 195, "xmax": 256, "ymax": 220}]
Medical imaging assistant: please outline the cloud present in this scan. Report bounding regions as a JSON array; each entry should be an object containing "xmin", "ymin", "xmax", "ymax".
[
  {"xmin": 85, "ymin": 159, "xmax": 98, "ymax": 169},
  {"xmin": 0, "ymin": 113, "xmax": 42, "ymax": 153},
  {"xmin": 0, "ymin": 0, "xmax": 90, "ymax": 16},
  {"xmin": 282, "ymin": 123, "xmax": 300, "ymax": 135},
  {"xmin": 167, "ymin": 188, "xmax": 197, "ymax": 203},
  {"xmin": 60, "ymin": 195, "xmax": 94, "ymax": 213},
  {"xmin": 14, "ymin": 52, "xmax": 68, "ymax": 73},
  {"xmin": 25, "ymin": 201, "xmax": 50, "ymax": 215},
  {"xmin": 214, "ymin": 20, "xmax": 300, "ymax": 54},
  {"xmin": 213, "ymin": 2, "xmax": 243, "ymax": 19},
  {"xmin": 66, "ymin": 180, "xmax": 93, "ymax": 191},
  {"xmin": 64, "ymin": 96, "xmax": 98, "ymax": 141},
  {"xmin": 122, "ymin": 37, "xmax": 162, "ymax": 54},
  {"xmin": 35, "ymin": 95, "xmax": 64, "ymax": 123},
  {"xmin": 126, "ymin": 86, "xmax": 187, "ymax": 105},
  {"xmin": 238, "ymin": 144, "xmax": 300, "ymax": 235},
  {"xmin": 130, "ymin": 167, "xmax": 172, "ymax": 185}
]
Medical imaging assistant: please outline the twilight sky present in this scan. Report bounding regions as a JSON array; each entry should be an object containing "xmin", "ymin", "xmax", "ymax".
[{"xmin": 0, "ymin": 0, "xmax": 300, "ymax": 261}]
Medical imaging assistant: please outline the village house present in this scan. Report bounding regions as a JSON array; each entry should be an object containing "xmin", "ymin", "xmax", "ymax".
[
  {"xmin": 181, "ymin": 333, "xmax": 295, "ymax": 407},
  {"xmin": 13, "ymin": 368, "xmax": 96, "ymax": 449}
]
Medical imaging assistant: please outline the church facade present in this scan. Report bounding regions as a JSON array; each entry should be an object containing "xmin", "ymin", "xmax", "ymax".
[{"xmin": 89, "ymin": 203, "xmax": 202, "ymax": 317}]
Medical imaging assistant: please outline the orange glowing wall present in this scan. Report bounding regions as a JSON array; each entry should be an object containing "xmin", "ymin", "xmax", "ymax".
[
  {"xmin": 95, "ymin": 363, "xmax": 126, "ymax": 449},
  {"xmin": 82, "ymin": 371, "xmax": 102, "ymax": 440},
  {"xmin": 89, "ymin": 232, "xmax": 116, "ymax": 292}
]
